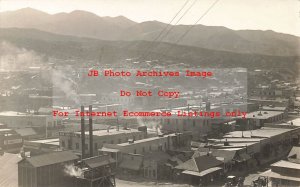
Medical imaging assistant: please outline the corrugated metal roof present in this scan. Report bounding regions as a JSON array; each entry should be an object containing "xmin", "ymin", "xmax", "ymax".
[
  {"xmin": 22, "ymin": 151, "xmax": 78, "ymax": 167},
  {"xmin": 0, "ymin": 153, "xmax": 21, "ymax": 187}
]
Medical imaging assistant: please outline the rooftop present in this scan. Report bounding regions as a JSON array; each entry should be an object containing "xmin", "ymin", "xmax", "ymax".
[
  {"xmin": 74, "ymin": 128, "xmax": 140, "ymax": 137},
  {"xmin": 117, "ymin": 133, "xmax": 177, "ymax": 146},
  {"xmin": 272, "ymin": 160, "xmax": 300, "ymax": 170},
  {"xmin": 20, "ymin": 151, "xmax": 78, "ymax": 167},
  {"xmin": 0, "ymin": 153, "xmax": 21, "ymax": 187},
  {"xmin": 241, "ymin": 110, "xmax": 283, "ymax": 119},
  {"xmin": 28, "ymin": 138, "xmax": 59, "ymax": 144},
  {"xmin": 262, "ymin": 106, "xmax": 287, "ymax": 111},
  {"xmin": 224, "ymin": 127, "xmax": 292, "ymax": 138},
  {"xmin": 0, "ymin": 111, "xmax": 48, "ymax": 117}
]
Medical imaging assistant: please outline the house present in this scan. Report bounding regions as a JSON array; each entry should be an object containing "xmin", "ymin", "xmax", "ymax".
[
  {"xmin": 261, "ymin": 160, "xmax": 300, "ymax": 186},
  {"xmin": 174, "ymin": 154, "xmax": 224, "ymax": 186}
]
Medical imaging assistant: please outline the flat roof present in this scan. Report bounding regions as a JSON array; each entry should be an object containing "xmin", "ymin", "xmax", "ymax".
[
  {"xmin": 224, "ymin": 127, "xmax": 292, "ymax": 138},
  {"xmin": 29, "ymin": 138, "xmax": 59, "ymax": 144},
  {"xmin": 0, "ymin": 111, "xmax": 48, "ymax": 117},
  {"xmin": 262, "ymin": 106, "xmax": 287, "ymax": 111},
  {"xmin": 74, "ymin": 128, "xmax": 140, "ymax": 137},
  {"xmin": 118, "ymin": 133, "xmax": 177, "ymax": 146},
  {"xmin": 210, "ymin": 137, "xmax": 264, "ymax": 142},
  {"xmin": 241, "ymin": 110, "xmax": 283, "ymax": 119}
]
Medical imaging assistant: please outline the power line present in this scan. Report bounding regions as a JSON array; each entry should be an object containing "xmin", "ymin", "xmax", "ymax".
[
  {"xmin": 142, "ymin": 0, "xmax": 198, "ymax": 60},
  {"xmin": 160, "ymin": 0, "xmax": 198, "ymax": 43},
  {"xmin": 174, "ymin": 0, "xmax": 220, "ymax": 45},
  {"xmin": 159, "ymin": 0, "xmax": 220, "ymax": 61},
  {"xmin": 151, "ymin": 0, "xmax": 191, "ymax": 43},
  {"xmin": 139, "ymin": 0, "xmax": 191, "ymax": 60}
]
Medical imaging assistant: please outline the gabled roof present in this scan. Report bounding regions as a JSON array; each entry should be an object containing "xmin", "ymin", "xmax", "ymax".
[
  {"xmin": 21, "ymin": 151, "xmax": 78, "ymax": 167},
  {"xmin": 83, "ymin": 155, "xmax": 116, "ymax": 169},
  {"xmin": 288, "ymin": 146, "xmax": 300, "ymax": 160},
  {"xmin": 176, "ymin": 155, "xmax": 223, "ymax": 172}
]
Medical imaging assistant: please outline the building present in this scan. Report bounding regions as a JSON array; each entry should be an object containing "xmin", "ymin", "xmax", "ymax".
[
  {"xmin": 18, "ymin": 151, "xmax": 79, "ymax": 187},
  {"xmin": 59, "ymin": 127, "xmax": 147, "ymax": 157},
  {"xmin": 205, "ymin": 126, "xmax": 300, "ymax": 173},
  {"xmin": 158, "ymin": 102, "xmax": 257, "ymax": 140},
  {"xmin": 174, "ymin": 154, "xmax": 224, "ymax": 186},
  {"xmin": 99, "ymin": 132, "xmax": 191, "ymax": 163},
  {"xmin": 0, "ymin": 111, "xmax": 62, "ymax": 130},
  {"xmin": 73, "ymin": 155, "xmax": 116, "ymax": 187},
  {"xmin": 236, "ymin": 110, "xmax": 285, "ymax": 130},
  {"xmin": 23, "ymin": 138, "xmax": 60, "ymax": 156},
  {"xmin": 0, "ymin": 128, "xmax": 23, "ymax": 153},
  {"xmin": 261, "ymin": 160, "xmax": 300, "ymax": 186}
]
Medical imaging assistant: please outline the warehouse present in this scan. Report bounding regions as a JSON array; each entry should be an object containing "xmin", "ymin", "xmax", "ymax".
[{"xmin": 18, "ymin": 151, "xmax": 78, "ymax": 187}]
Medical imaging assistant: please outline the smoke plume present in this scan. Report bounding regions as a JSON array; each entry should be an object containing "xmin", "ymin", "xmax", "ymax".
[{"xmin": 64, "ymin": 164, "xmax": 83, "ymax": 177}]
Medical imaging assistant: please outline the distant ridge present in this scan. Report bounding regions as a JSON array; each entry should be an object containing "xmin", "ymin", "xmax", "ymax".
[{"xmin": 0, "ymin": 8, "xmax": 299, "ymax": 56}]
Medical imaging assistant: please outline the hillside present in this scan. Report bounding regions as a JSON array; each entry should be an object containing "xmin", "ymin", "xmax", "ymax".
[{"xmin": 0, "ymin": 8, "xmax": 299, "ymax": 56}]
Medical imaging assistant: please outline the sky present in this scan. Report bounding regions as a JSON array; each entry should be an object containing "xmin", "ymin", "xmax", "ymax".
[{"xmin": 0, "ymin": 0, "xmax": 299, "ymax": 36}]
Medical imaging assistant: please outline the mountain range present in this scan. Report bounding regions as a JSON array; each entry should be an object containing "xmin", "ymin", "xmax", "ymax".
[
  {"xmin": 0, "ymin": 28, "xmax": 298, "ymax": 72},
  {"xmin": 0, "ymin": 8, "xmax": 299, "ymax": 56}
]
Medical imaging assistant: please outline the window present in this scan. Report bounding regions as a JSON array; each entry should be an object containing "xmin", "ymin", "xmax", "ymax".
[
  {"xmin": 85, "ymin": 144, "xmax": 88, "ymax": 150},
  {"xmin": 76, "ymin": 143, "xmax": 79, "ymax": 150},
  {"xmin": 149, "ymin": 145, "xmax": 152, "ymax": 151},
  {"xmin": 94, "ymin": 143, "xmax": 98, "ymax": 150},
  {"xmin": 68, "ymin": 140, "xmax": 72, "ymax": 149},
  {"xmin": 158, "ymin": 145, "xmax": 162, "ymax": 151},
  {"xmin": 142, "ymin": 147, "xmax": 145, "ymax": 153},
  {"xmin": 193, "ymin": 120, "xmax": 196, "ymax": 127},
  {"xmin": 153, "ymin": 170, "xmax": 156, "ymax": 178},
  {"xmin": 118, "ymin": 139, "xmax": 121, "ymax": 144},
  {"xmin": 61, "ymin": 141, "xmax": 65, "ymax": 147},
  {"xmin": 134, "ymin": 149, "xmax": 137, "ymax": 154},
  {"xmin": 111, "ymin": 140, "xmax": 114, "ymax": 144}
]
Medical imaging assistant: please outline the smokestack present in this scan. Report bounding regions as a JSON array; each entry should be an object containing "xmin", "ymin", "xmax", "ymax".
[
  {"xmin": 81, "ymin": 106, "xmax": 85, "ymax": 159},
  {"xmin": 206, "ymin": 101, "xmax": 211, "ymax": 111},
  {"xmin": 89, "ymin": 105, "xmax": 93, "ymax": 157}
]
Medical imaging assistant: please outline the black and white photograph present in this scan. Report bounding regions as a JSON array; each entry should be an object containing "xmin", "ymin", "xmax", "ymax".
[{"xmin": 0, "ymin": 0, "xmax": 299, "ymax": 186}]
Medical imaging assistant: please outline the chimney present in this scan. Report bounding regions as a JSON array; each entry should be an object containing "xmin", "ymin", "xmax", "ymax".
[
  {"xmin": 89, "ymin": 105, "xmax": 93, "ymax": 157},
  {"xmin": 206, "ymin": 101, "xmax": 211, "ymax": 111},
  {"xmin": 81, "ymin": 106, "xmax": 85, "ymax": 159}
]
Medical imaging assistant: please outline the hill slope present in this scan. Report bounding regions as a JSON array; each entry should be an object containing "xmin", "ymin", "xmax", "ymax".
[{"xmin": 0, "ymin": 8, "xmax": 299, "ymax": 56}]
